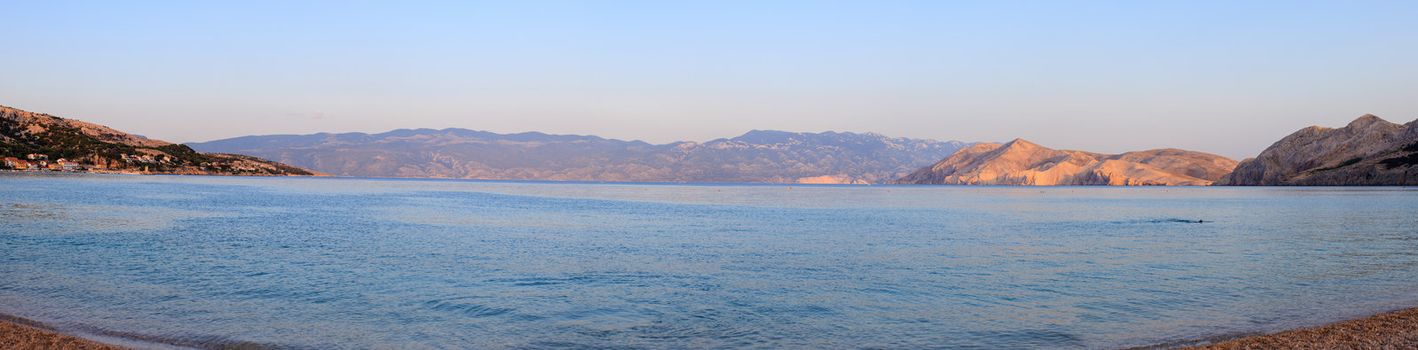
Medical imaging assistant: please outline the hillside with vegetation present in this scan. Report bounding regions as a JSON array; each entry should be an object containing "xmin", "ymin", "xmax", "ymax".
[{"xmin": 1, "ymin": 104, "xmax": 314, "ymax": 176}]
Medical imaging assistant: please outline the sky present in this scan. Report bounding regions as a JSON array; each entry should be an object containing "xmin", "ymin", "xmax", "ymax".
[{"xmin": 2, "ymin": 1, "xmax": 1417, "ymax": 159}]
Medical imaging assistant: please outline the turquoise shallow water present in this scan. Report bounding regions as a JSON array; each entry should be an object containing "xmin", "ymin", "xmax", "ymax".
[{"xmin": 2, "ymin": 174, "xmax": 1418, "ymax": 349}]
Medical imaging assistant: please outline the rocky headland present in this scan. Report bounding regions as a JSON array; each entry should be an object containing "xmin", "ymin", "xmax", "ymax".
[
  {"xmin": 1, "ymin": 104, "xmax": 315, "ymax": 176},
  {"xmin": 1216, "ymin": 114, "xmax": 1418, "ymax": 185}
]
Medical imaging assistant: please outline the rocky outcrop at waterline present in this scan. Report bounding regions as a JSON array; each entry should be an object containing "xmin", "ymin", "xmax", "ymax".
[{"xmin": 1215, "ymin": 115, "xmax": 1418, "ymax": 186}]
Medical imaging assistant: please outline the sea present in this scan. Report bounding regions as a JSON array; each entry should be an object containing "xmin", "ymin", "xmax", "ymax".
[{"xmin": 2, "ymin": 173, "xmax": 1417, "ymax": 349}]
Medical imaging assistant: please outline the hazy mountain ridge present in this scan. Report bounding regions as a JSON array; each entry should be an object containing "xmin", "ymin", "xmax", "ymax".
[
  {"xmin": 1, "ymin": 104, "xmax": 314, "ymax": 176},
  {"xmin": 191, "ymin": 128, "xmax": 968, "ymax": 183},
  {"xmin": 894, "ymin": 139, "xmax": 1238, "ymax": 186},
  {"xmin": 1216, "ymin": 115, "xmax": 1418, "ymax": 185}
]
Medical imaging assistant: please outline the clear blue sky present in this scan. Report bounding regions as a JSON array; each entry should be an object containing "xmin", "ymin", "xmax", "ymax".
[{"xmin": 3, "ymin": 1, "xmax": 1416, "ymax": 158}]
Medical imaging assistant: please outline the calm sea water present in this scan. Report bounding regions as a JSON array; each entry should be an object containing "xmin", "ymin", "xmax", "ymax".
[{"xmin": 2, "ymin": 174, "xmax": 1417, "ymax": 349}]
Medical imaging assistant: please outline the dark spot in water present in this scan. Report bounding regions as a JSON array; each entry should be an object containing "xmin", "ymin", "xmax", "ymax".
[{"xmin": 1113, "ymin": 218, "xmax": 1209, "ymax": 224}]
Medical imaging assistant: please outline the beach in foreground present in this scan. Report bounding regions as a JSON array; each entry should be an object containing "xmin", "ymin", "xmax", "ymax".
[
  {"xmin": 0, "ymin": 317, "xmax": 122, "ymax": 350},
  {"xmin": 4, "ymin": 307, "xmax": 1418, "ymax": 349},
  {"xmin": 1182, "ymin": 307, "xmax": 1418, "ymax": 349}
]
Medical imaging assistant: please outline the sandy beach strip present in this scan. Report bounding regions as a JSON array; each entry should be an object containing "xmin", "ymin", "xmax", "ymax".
[
  {"xmin": 4, "ymin": 308, "xmax": 1417, "ymax": 349},
  {"xmin": 0, "ymin": 317, "xmax": 124, "ymax": 350},
  {"xmin": 1185, "ymin": 307, "xmax": 1418, "ymax": 349}
]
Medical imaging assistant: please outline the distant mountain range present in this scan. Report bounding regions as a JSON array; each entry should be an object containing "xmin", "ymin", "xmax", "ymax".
[
  {"xmin": 1, "ymin": 105, "xmax": 313, "ymax": 176},
  {"xmin": 190, "ymin": 129, "xmax": 969, "ymax": 184},
  {"xmin": 9, "ymin": 101, "xmax": 1413, "ymax": 186},
  {"xmin": 894, "ymin": 139, "xmax": 1238, "ymax": 186},
  {"xmin": 1217, "ymin": 115, "xmax": 1418, "ymax": 185}
]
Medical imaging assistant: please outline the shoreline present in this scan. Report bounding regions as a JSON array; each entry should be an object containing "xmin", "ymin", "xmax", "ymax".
[
  {"xmin": 0, "ymin": 315, "xmax": 124, "ymax": 350},
  {"xmin": 4, "ymin": 308, "xmax": 1417, "ymax": 349},
  {"xmin": 1178, "ymin": 306, "xmax": 1418, "ymax": 349},
  {"xmin": 0, "ymin": 312, "xmax": 278, "ymax": 350}
]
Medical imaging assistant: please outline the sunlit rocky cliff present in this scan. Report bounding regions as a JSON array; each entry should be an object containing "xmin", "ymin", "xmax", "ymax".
[
  {"xmin": 894, "ymin": 139, "xmax": 1237, "ymax": 186},
  {"xmin": 1216, "ymin": 115, "xmax": 1418, "ymax": 186}
]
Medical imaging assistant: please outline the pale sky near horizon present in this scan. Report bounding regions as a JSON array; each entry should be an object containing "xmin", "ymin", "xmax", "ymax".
[{"xmin": 3, "ymin": 1, "xmax": 1417, "ymax": 159}]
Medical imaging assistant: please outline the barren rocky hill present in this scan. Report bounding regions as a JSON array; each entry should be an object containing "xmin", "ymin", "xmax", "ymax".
[
  {"xmin": 894, "ymin": 139, "xmax": 1237, "ymax": 186},
  {"xmin": 1216, "ymin": 115, "xmax": 1418, "ymax": 185}
]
